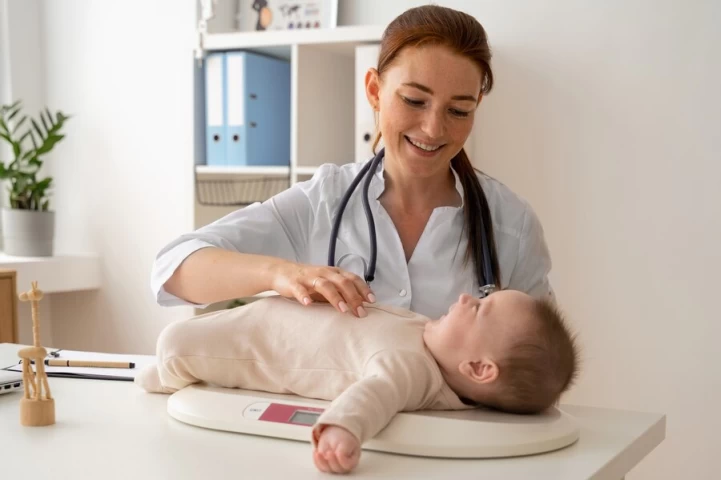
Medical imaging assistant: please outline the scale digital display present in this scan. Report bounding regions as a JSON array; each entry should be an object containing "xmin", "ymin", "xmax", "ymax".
[{"xmin": 289, "ymin": 410, "xmax": 321, "ymax": 426}]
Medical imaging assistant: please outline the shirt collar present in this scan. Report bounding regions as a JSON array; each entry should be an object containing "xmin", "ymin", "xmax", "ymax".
[{"xmin": 369, "ymin": 154, "xmax": 466, "ymax": 208}]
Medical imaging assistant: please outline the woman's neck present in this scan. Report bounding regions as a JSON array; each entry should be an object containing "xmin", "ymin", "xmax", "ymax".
[{"xmin": 380, "ymin": 160, "xmax": 460, "ymax": 213}]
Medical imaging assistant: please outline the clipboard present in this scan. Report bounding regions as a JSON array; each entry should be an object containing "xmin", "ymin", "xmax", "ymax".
[{"xmin": 1, "ymin": 349, "xmax": 155, "ymax": 382}]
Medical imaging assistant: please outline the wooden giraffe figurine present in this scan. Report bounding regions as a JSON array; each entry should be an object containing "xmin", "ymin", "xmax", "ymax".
[{"xmin": 17, "ymin": 281, "xmax": 55, "ymax": 426}]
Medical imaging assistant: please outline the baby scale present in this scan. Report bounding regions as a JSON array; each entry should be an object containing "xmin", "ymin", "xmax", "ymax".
[{"xmin": 167, "ymin": 384, "xmax": 580, "ymax": 458}]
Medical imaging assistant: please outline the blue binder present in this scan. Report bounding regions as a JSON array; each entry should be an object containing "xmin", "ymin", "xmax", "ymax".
[
  {"xmin": 204, "ymin": 52, "xmax": 227, "ymax": 166},
  {"xmin": 205, "ymin": 51, "xmax": 290, "ymax": 167},
  {"xmin": 224, "ymin": 51, "xmax": 291, "ymax": 167}
]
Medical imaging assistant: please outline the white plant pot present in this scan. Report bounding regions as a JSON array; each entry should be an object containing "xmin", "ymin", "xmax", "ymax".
[{"xmin": 0, "ymin": 208, "xmax": 55, "ymax": 257}]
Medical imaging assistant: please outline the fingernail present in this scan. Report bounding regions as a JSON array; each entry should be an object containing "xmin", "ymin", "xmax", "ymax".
[
  {"xmin": 338, "ymin": 301, "xmax": 349, "ymax": 313},
  {"xmin": 303, "ymin": 297, "xmax": 311, "ymax": 305},
  {"xmin": 357, "ymin": 306, "xmax": 367, "ymax": 318},
  {"xmin": 367, "ymin": 293, "xmax": 376, "ymax": 303}
]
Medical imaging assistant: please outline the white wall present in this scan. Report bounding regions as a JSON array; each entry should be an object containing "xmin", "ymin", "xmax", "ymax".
[
  {"xmin": 0, "ymin": 0, "xmax": 54, "ymax": 345},
  {"xmin": 7, "ymin": 0, "xmax": 718, "ymax": 478},
  {"xmin": 343, "ymin": 1, "xmax": 720, "ymax": 479},
  {"xmin": 38, "ymin": 0, "xmax": 196, "ymax": 353}
]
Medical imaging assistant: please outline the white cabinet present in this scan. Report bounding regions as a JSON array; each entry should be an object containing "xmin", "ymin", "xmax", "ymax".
[{"xmin": 193, "ymin": 26, "xmax": 383, "ymax": 229}]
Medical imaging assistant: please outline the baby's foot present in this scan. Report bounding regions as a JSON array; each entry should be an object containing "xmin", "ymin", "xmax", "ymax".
[
  {"xmin": 313, "ymin": 425, "xmax": 361, "ymax": 473},
  {"xmin": 134, "ymin": 365, "xmax": 177, "ymax": 394}
]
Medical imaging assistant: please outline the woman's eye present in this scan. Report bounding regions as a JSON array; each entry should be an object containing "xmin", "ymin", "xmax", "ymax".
[
  {"xmin": 402, "ymin": 96, "xmax": 424, "ymax": 107},
  {"xmin": 450, "ymin": 109, "xmax": 470, "ymax": 118}
]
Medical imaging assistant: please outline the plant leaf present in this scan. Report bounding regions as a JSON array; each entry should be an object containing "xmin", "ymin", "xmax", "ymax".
[
  {"xmin": 13, "ymin": 115, "xmax": 28, "ymax": 134},
  {"xmin": 31, "ymin": 119, "xmax": 44, "ymax": 141},
  {"xmin": 7, "ymin": 106, "xmax": 21, "ymax": 121},
  {"xmin": 40, "ymin": 112, "xmax": 50, "ymax": 133}
]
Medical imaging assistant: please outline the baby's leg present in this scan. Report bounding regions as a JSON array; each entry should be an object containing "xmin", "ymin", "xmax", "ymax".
[{"xmin": 135, "ymin": 308, "xmax": 256, "ymax": 394}]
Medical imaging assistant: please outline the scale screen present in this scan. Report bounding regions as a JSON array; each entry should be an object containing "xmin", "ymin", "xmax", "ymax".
[{"xmin": 289, "ymin": 410, "xmax": 321, "ymax": 426}]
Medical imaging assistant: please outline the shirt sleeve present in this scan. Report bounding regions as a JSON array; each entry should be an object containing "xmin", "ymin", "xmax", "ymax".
[
  {"xmin": 150, "ymin": 171, "xmax": 326, "ymax": 307},
  {"xmin": 506, "ymin": 203, "xmax": 556, "ymax": 302},
  {"xmin": 311, "ymin": 350, "xmax": 438, "ymax": 446}
]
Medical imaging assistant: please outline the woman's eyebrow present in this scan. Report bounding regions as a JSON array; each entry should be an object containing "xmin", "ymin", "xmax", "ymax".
[{"xmin": 401, "ymin": 81, "xmax": 477, "ymax": 102}]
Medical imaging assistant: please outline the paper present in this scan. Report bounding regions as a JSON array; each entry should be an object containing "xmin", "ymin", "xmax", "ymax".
[{"xmin": 1, "ymin": 349, "xmax": 155, "ymax": 381}]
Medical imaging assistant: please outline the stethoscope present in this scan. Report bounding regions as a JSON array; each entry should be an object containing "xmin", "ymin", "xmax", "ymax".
[{"xmin": 327, "ymin": 148, "xmax": 497, "ymax": 298}]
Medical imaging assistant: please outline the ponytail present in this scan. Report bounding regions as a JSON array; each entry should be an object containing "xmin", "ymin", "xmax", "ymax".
[{"xmin": 452, "ymin": 148, "xmax": 501, "ymax": 290}]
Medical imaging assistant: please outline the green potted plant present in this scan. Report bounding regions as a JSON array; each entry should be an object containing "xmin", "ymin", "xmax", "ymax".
[{"xmin": 0, "ymin": 100, "xmax": 70, "ymax": 256}]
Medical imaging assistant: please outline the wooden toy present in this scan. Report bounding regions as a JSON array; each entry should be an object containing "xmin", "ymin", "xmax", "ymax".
[{"xmin": 17, "ymin": 281, "xmax": 55, "ymax": 426}]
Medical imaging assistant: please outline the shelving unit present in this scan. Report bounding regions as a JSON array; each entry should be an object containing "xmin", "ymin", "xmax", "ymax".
[
  {"xmin": 193, "ymin": 25, "xmax": 383, "ymax": 230},
  {"xmin": 0, "ymin": 253, "xmax": 100, "ymax": 294}
]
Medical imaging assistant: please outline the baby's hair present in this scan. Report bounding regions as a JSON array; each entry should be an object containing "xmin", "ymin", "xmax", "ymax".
[{"xmin": 484, "ymin": 298, "xmax": 580, "ymax": 414}]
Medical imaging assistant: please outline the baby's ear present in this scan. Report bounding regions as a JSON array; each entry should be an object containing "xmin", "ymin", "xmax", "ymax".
[{"xmin": 459, "ymin": 359, "xmax": 498, "ymax": 385}]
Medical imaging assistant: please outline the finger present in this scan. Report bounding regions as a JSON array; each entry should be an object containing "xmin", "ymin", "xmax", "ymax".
[
  {"xmin": 311, "ymin": 277, "xmax": 348, "ymax": 314},
  {"xmin": 292, "ymin": 284, "xmax": 313, "ymax": 306},
  {"xmin": 345, "ymin": 271, "xmax": 375, "ymax": 304},
  {"xmin": 313, "ymin": 450, "xmax": 330, "ymax": 473},
  {"xmin": 331, "ymin": 272, "xmax": 368, "ymax": 317},
  {"xmin": 336, "ymin": 444, "xmax": 360, "ymax": 472},
  {"xmin": 324, "ymin": 451, "xmax": 345, "ymax": 474}
]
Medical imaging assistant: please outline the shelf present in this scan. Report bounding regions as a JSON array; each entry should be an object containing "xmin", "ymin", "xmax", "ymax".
[
  {"xmin": 196, "ymin": 165, "xmax": 290, "ymax": 176},
  {"xmin": 204, "ymin": 25, "xmax": 384, "ymax": 58},
  {"xmin": 295, "ymin": 166, "xmax": 319, "ymax": 176},
  {"xmin": 0, "ymin": 253, "xmax": 101, "ymax": 294},
  {"xmin": 195, "ymin": 165, "xmax": 320, "ymax": 176}
]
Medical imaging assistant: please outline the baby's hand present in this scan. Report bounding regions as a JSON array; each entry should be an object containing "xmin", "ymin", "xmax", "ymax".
[{"xmin": 313, "ymin": 425, "xmax": 361, "ymax": 474}]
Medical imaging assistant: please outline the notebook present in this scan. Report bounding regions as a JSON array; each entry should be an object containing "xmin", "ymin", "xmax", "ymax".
[{"xmin": 1, "ymin": 349, "xmax": 155, "ymax": 382}]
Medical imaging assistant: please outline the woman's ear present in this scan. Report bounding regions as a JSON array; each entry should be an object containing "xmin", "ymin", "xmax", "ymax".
[
  {"xmin": 459, "ymin": 359, "xmax": 498, "ymax": 385},
  {"xmin": 365, "ymin": 68, "xmax": 381, "ymax": 111}
]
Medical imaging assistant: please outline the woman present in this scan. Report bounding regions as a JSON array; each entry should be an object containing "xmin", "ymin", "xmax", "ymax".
[{"xmin": 152, "ymin": 5, "xmax": 554, "ymax": 321}]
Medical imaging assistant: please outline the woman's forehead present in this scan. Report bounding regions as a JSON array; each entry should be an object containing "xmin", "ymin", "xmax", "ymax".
[{"xmin": 385, "ymin": 45, "xmax": 482, "ymax": 95}]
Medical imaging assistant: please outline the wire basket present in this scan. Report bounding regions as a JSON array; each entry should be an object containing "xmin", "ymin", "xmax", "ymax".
[{"xmin": 196, "ymin": 177, "xmax": 290, "ymax": 206}]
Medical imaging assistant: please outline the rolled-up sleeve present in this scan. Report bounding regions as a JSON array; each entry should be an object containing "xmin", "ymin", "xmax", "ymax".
[
  {"xmin": 507, "ymin": 204, "xmax": 556, "ymax": 302},
  {"xmin": 150, "ymin": 175, "xmax": 321, "ymax": 307}
]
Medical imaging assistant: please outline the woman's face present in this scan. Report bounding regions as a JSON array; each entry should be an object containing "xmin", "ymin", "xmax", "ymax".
[{"xmin": 366, "ymin": 45, "xmax": 483, "ymax": 180}]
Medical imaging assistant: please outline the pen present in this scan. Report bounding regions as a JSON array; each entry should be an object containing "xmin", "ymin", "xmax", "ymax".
[{"xmin": 44, "ymin": 359, "xmax": 135, "ymax": 369}]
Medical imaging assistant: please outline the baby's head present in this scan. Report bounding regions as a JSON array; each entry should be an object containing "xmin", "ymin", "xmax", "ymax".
[{"xmin": 423, "ymin": 290, "xmax": 579, "ymax": 414}]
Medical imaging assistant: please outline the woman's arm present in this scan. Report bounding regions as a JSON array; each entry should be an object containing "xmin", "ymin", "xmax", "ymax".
[
  {"xmin": 162, "ymin": 248, "xmax": 288, "ymax": 305},
  {"xmin": 152, "ymin": 168, "xmax": 374, "ymax": 314},
  {"xmin": 507, "ymin": 203, "xmax": 556, "ymax": 302}
]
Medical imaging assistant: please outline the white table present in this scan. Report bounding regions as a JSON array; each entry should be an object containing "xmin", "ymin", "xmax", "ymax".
[{"xmin": 0, "ymin": 343, "xmax": 665, "ymax": 479}]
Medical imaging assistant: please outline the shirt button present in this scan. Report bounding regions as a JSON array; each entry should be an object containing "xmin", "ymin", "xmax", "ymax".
[{"xmin": 399, "ymin": 289, "xmax": 407, "ymax": 297}]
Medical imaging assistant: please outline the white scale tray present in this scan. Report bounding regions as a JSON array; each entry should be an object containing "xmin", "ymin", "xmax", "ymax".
[{"xmin": 168, "ymin": 384, "xmax": 580, "ymax": 458}]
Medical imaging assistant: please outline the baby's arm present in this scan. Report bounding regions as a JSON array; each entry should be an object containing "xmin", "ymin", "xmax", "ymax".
[{"xmin": 311, "ymin": 351, "xmax": 436, "ymax": 473}]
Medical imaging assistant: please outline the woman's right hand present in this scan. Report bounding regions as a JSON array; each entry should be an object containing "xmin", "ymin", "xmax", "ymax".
[{"xmin": 269, "ymin": 261, "xmax": 376, "ymax": 317}]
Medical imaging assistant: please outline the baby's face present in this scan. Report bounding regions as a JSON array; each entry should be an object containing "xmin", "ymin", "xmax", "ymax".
[{"xmin": 423, "ymin": 290, "xmax": 535, "ymax": 365}]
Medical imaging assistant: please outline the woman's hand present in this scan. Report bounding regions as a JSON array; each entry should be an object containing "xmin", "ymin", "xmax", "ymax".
[
  {"xmin": 313, "ymin": 425, "xmax": 361, "ymax": 474},
  {"xmin": 269, "ymin": 261, "xmax": 375, "ymax": 317}
]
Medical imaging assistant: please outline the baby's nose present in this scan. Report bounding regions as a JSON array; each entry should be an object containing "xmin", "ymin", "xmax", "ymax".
[{"xmin": 459, "ymin": 293, "xmax": 473, "ymax": 304}]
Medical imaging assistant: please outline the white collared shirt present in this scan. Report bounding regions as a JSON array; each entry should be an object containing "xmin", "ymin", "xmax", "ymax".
[{"xmin": 151, "ymin": 161, "xmax": 555, "ymax": 319}]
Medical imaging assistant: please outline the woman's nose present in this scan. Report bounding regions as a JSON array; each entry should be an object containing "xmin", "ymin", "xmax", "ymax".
[{"xmin": 421, "ymin": 109, "xmax": 445, "ymax": 138}]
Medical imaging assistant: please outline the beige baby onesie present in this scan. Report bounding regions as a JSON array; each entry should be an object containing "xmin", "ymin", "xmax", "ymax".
[{"xmin": 136, "ymin": 296, "xmax": 471, "ymax": 446}]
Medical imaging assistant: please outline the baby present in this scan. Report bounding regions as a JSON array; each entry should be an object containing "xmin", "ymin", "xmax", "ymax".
[{"xmin": 136, "ymin": 290, "xmax": 579, "ymax": 474}]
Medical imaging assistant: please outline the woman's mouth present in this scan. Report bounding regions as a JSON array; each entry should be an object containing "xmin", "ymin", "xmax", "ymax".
[{"xmin": 405, "ymin": 136, "xmax": 444, "ymax": 157}]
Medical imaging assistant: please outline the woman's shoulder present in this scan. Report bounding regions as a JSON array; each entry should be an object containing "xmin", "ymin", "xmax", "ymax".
[
  {"xmin": 474, "ymin": 170, "xmax": 537, "ymax": 239},
  {"xmin": 296, "ymin": 162, "xmax": 364, "ymax": 201}
]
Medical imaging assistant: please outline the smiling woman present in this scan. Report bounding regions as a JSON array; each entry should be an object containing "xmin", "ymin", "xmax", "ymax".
[{"xmin": 153, "ymin": 4, "xmax": 555, "ymax": 338}]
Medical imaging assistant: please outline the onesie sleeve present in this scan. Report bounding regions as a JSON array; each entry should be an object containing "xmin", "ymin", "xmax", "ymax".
[{"xmin": 311, "ymin": 350, "xmax": 439, "ymax": 447}]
